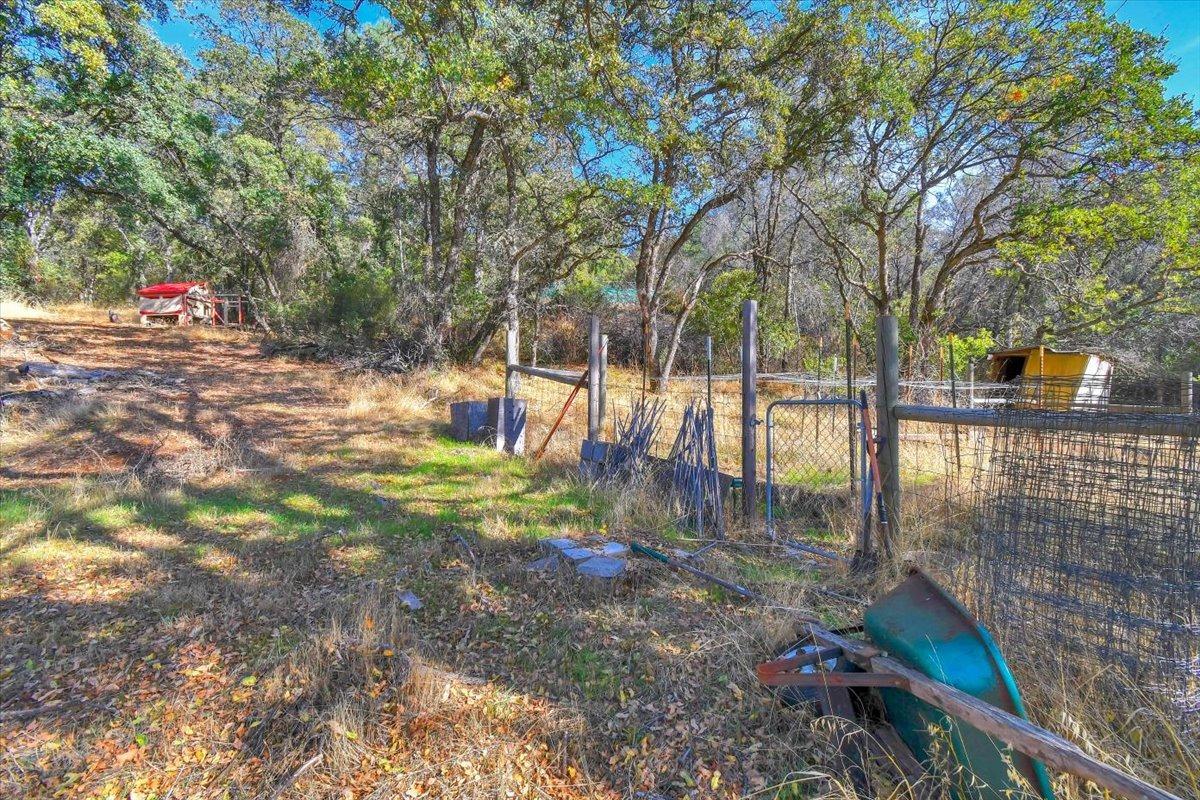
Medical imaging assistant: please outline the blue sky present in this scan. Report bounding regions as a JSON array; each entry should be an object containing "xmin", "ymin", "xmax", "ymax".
[
  {"xmin": 1107, "ymin": 0, "xmax": 1200, "ymax": 100},
  {"xmin": 152, "ymin": 1, "xmax": 1200, "ymax": 106}
]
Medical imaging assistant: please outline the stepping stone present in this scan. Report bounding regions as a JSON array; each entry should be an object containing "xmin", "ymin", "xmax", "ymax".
[
  {"xmin": 577, "ymin": 556, "xmax": 626, "ymax": 579},
  {"xmin": 525, "ymin": 555, "xmax": 560, "ymax": 573},
  {"xmin": 540, "ymin": 537, "xmax": 577, "ymax": 553},
  {"xmin": 598, "ymin": 541, "xmax": 629, "ymax": 557},
  {"xmin": 560, "ymin": 546, "xmax": 597, "ymax": 563}
]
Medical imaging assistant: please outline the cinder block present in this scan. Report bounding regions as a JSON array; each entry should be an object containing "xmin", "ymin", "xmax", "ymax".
[
  {"xmin": 486, "ymin": 397, "xmax": 526, "ymax": 455},
  {"xmin": 560, "ymin": 546, "xmax": 597, "ymax": 563},
  {"xmin": 577, "ymin": 556, "xmax": 626, "ymax": 579},
  {"xmin": 450, "ymin": 400, "xmax": 489, "ymax": 442}
]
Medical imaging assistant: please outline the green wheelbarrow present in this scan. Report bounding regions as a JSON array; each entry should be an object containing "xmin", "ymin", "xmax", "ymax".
[{"xmin": 757, "ymin": 569, "xmax": 1179, "ymax": 800}]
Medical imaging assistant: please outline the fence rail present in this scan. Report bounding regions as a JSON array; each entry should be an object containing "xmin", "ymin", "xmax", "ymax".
[
  {"xmin": 507, "ymin": 363, "xmax": 584, "ymax": 386},
  {"xmin": 895, "ymin": 405, "xmax": 1200, "ymax": 437}
]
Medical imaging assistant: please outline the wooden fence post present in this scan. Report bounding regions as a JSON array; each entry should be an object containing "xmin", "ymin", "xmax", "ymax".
[
  {"xmin": 1183, "ymin": 372, "xmax": 1194, "ymax": 414},
  {"xmin": 588, "ymin": 315, "xmax": 600, "ymax": 442},
  {"xmin": 875, "ymin": 315, "xmax": 901, "ymax": 540},
  {"xmin": 742, "ymin": 299, "xmax": 758, "ymax": 519}
]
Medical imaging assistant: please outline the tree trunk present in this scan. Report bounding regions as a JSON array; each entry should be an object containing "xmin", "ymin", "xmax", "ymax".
[
  {"xmin": 874, "ymin": 214, "xmax": 890, "ymax": 313},
  {"xmin": 640, "ymin": 301, "xmax": 658, "ymax": 379},
  {"xmin": 530, "ymin": 298, "xmax": 542, "ymax": 367},
  {"xmin": 23, "ymin": 208, "xmax": 46, "ymax": 284},
  {"xmin": 657, "ymin": 302, "xmax": 695, "ymax": 390},
  {"xmin": 908, "ymin": 190, "xmax": 926, "ymax": 329}
]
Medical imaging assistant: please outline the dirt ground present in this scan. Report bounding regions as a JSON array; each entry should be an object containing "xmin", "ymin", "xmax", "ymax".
[
  {"xmin": 3, "ymin": 310, "xmax": 1194, "ymax": 800},
  {"xmin": 0, "ymin": 311, "xmax": 864, "ymax": 800}
]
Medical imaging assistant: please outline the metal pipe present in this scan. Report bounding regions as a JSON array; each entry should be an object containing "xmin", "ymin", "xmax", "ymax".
[
  {"xmin": 599, "ymin": 334, "xmax": 608, "ymax": 437},
  {"xmin": 765, "ymin": 402, "xmax": 775, "ymax": 537},
  {"xmin": 631, "ymin": 541, "xmax": 766, "ymax": 602},
  {"xmin": 741, "ymin": 299, "xmax": 758, "ymax": 518},
  {"xmin": 894, "ymin": 405, "xmax": 1200, "ymax": 437},
  {"xmin": 587, "ymin": 315, "xmax": 600, "ymax": 442}
]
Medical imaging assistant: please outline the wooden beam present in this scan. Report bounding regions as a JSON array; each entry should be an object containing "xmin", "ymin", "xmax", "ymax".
[
  {"xmin": 806, "ymin": 625, "xmax": 1181, "ymax": 800},
  {"xmin": 507, "ymin": 364, "xmax": 584, "ymax": 386}
]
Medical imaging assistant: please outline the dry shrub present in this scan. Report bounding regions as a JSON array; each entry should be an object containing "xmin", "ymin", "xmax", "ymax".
[
  {"xmin": 0, "ymin": 390, "xmax": 104, "ymax": 441},
  {"xmin": 333, "ymin": 366, "xmax": 505, "ymax": 425},
  {"xmin": 227, "ymin": 586, "xmax": 416, "ymax": 791},
  {"xmin": 141, "ymin": 431, "xmax": 269, "ymax": 486},
  {"xmin": 1006, "ymin": 648, "xmax": 1200, "ymax": 798},
  {"xmin": 0, "ymin": 298, "xmax": 55, "ymax": 320}
]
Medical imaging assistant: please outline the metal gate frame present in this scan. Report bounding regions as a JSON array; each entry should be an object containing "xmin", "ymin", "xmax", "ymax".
[{"xmin": 765, "ymin": 397, "xmax": 868, "ymax": 539}]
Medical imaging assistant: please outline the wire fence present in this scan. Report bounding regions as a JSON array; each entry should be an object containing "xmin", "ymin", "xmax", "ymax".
[
  {"xmin": 962, "ymin": 409, "xmax": 1200, "ymax": 727},
  {"xmin": 509, "ymin": 346, "xmax": 1199, "ymax": 725},
  {"xmin": 764, "ymin": 398, "xmax": 865, "ymax": 549},
  {"xmin": 512, "ymin": 369, "xmax": 589, "ymax": 462}
]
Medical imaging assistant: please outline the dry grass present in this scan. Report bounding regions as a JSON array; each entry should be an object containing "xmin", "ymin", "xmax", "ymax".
[{"xmin": 0, "ymin": 309, "xmax": 1194, "ymax": 799}]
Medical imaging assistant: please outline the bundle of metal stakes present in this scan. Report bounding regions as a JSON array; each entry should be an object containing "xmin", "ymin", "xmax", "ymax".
[
  {"xmin": 606, "ymin": 396, "xmax": 665, "ymax": 482},
  {"xmin": 667, "ymin": 401, "xmax": 725, "ymax": 536}
]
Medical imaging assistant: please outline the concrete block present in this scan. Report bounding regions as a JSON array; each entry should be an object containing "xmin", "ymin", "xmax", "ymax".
[
  {"xmin": 486, "ymin": 397, "xmax": 526, "ymax": 455},
  {"xmin": 526, "ymin": 555, "xmax": 560, "ymax": 572},
  {"xmin": 560, "ymin": 546, "xmax": 597, "ymax": 563},
  {"xmin": 450, "ymin": 400, "xmax": 489, "ymax": 442},
  {"xmin": 580, "ymin": 439, "xmax": 610, "ymax": 463},
  {"xmin": 577, "ymin": 556, "xmax": 626, "ymax": 579},
  {"xmin": 598, "ymin": 542, "xmax": 629, "ymax": 557},
  {"xmin": 541, "ymin": 537, "xmax": 577, "ymax": 553}
]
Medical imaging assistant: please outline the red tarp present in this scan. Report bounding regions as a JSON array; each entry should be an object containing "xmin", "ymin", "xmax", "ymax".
[{"xmin": 137, "ymin": 282, "xmax": 206, "ymax": 299}]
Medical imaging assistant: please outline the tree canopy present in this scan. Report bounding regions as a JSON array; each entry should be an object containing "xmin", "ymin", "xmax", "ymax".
[{"xmin": 2, "ymin": 0, "xmax": 1197, "ymax": 375}]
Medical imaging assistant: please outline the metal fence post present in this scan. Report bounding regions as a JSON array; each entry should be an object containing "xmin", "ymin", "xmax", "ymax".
[
  {"xmin": 588, "ymin": 315, "xmax": 600, "ymax": 442},
  {"xmin": 505, "ymin": 324, "xmax": 520, "ymax": 399},
  {"xmin": 741, "ymin": 299, "xmax": 758, "ymax": 518},
  {"xmin": 875, "ymin": 315, "xmax": 901, "ymax": 539},
  {"xmin": 599, "ymin": 334, "xmax": 609, "ymax": 437}
]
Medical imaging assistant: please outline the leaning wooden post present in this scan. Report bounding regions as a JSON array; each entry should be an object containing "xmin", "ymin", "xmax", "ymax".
[
  {"xmin": 587, "ymin": 315, "xmax": 601, "ymax": 443},
  {"xmin": 741, "ymin": 299, "xmax": 758, "ymax": 519},
  {"xmin": 875, "ymin": 315, "xmax": 902, "ymax": 541},
  {"xmin": 505, "ymin": 324, "xmax": 520, "ymax": 399},
  {"xmin": 599, "ymin": 334, "xmax": 609, "ymax": 437}
]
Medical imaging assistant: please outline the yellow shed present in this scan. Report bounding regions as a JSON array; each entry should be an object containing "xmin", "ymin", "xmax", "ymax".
[{"xmin": 987, "ymin": 345, "xmax": 1112, "ymax": 410}]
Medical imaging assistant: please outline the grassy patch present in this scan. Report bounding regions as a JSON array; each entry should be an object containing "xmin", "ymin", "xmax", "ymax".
[
  {"xmin": 0, "ymin": 492, "xmax": 42, "ymax": 527},
  {"xmin": 565, "ymin": 646, "xmax": 621, "ymax": 701}
]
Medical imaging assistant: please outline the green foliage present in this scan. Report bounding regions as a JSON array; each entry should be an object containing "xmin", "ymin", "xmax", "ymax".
[
  {"xmin": 318, "ymin": 268, "xmax": 399, "ymax": 344},
  {"xmin": 1, "ymin": 0, "xmax": 1196, "ymax": 374},
  {"xmin": 553, "ymin": 254, "xmax": 633, "ymax": 312},
  {"xmin": 939, "ymin": 329, "xmax": 997, "ymax": 378},
  {"xmin": 691, "ymin": 268, "xmax": 798, "ymax": 360}
]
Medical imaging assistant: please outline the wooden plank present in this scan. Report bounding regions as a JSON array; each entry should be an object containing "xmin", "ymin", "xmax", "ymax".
[
  {"xmin": 806, "ymin": 625, "xmax": 1181, "ymax": 800},
  {"xmin": 508, "ymin": 364, "xmax": 584, "ymax": 386}
]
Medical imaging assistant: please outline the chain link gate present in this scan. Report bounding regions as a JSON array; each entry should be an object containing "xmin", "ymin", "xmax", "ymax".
[{"xmin": 765, "ymin": 398, "xmax": 868, "ymax": 549}]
